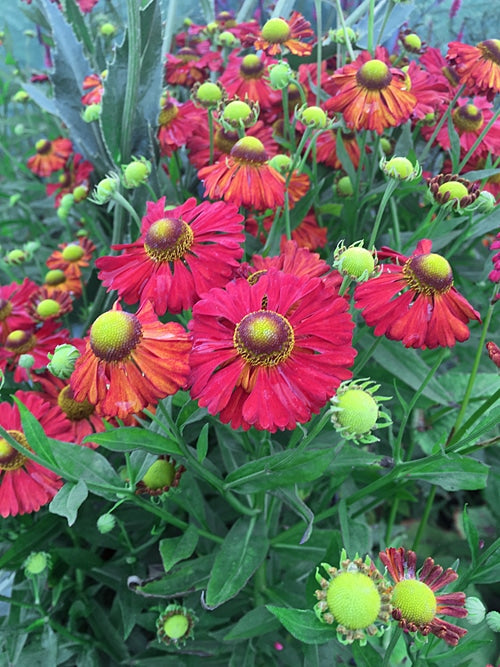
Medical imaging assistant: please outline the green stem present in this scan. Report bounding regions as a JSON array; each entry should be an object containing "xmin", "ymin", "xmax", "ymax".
[
  {"xmin": 448, "ymin": 283, "xmax": 499, "ymax": 442},
  {"xmin": 382, "ymin": 626, "xmax": 403, "ymax": 667},
  {"xmin": 419, "ymin": 85, "xmax": 466, "ymax": 164},
  {"xmin": 121, "ymin": 0, "xmax": 141, "ymax": 163},
  {"xmin": 368, "ymin": 179, "xmax": 398, "ymax": 248},
  {"xmin": 412, "ymin": 484, "xmax": 436, "ymax": 551},
  {"xmin": 389, "ymin": 195, "xmax": 401, "ymax": 251},
  {"xmin": 112, "ymin": 191, "xmax": 142, "ymax": 230},
  {"xmin": 367, "ymin": 0, "xmax": 375, "ymax": 56},
  {"xmin": 334, "ymin": 0, "xmax": 355, "ymax": 61},
  {"xmin": 376, "ymin": 1, "xmax": 393, "ymax": 46},
  {"xmin": 208, "ymin": 108, "xmax": 215, "ymax": 165},
  {"xmin": 385, "ymin": 496, "xmax": 400, "ymax": 546},
  {"xmin": 449, "ymin": 386, "xmax": 500, "ymax": 452},
  {"xmin": 354, "ymin": 335, "xmax": 382, "ymax": 375},
  {"xmin": 458, "ymin": 107, "xmax": 500, "ymax": 172},
  {"xmin": 314, "ymin": 0, "xmax": 323, "ymax": 106}
]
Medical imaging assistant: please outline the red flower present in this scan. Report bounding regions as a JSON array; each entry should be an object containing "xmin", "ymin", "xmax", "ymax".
[
  {"xmin": 420, "ymin": 47, "xmax": 460, "ymax": 97},
  {"xmin": 70, "ymin": 301, "xmax": 191, "ymax": 419},
  {"xmin": 165, "ymin": 44, "xmax": 222, "ymax": 88},
  {"xmin": 251, "ymin": 12, "xmax": 314, "ymax": 57},
  {"xmin": 189, "ymin": 270, "xmax": 356, "ymax": 432},
  {"xmin": 290, "ymin": 212, "xmax": 328, "ymax": 251},
  {"xmin": 96, "ymin": 197, "xmax": 245, "ymax": 315},
  {"xmin": 198, "ymin": 136, "xmax": 285, "ymax": 211},
  {"xmin": 447, "ymin": 39, "xmax": 500, "ymax": 102},
  {"xmin": 325, "ymin": 47, "xmax": 416, "ymax": 135},
  {"xmin": 315, "ymin": 129, "xmax": 362, "ymax": 170},
  {"xmin": 406, "ymin": 61, "xmax": 450, "ymax": 121},
  {"xmin": 380, "ymin": 547, "xmax": 467, "ymax": 646},
  {"xmin": 27, "ymin": 287, "xmax": 73, "ymax": 322},
  {"xmin": 158, "ymin": 97, "xmax": 204, "ymax": 157},
  {"xmin": 81, "ymin": 73, "xmax": 104, "ymax": 105},
  {"xmin": 43, "ymin": 268, "xmax": 82, "ymax": 299},
  {"xmin": 354, "ymin": 239, "xmax": 481, "ymax": 349},
  {"xmin": 219, "ymin": 53, "xmax": 280, "ymax": 112},
  {"xmin": 46, "ymin": 237, "xmax": 96, "ymax": 279},
  {"xmin": 0, "ymin": 278, "xmax": 38, "ymax": 343},
  {"xmin": 27, "ymin": 137, "xmax": 73, "ymax": 177},
  {"xmin": 0, "ymin": 392, "xmax": 71, "ymax": 517},
  {"xmin": 489, "ymin": 231, "xmax": 500, "ymax": 282}
]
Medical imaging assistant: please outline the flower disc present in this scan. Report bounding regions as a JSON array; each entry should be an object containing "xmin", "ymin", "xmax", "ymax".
[
  {"xmin": 234, "ymin": 310, "xmax": 294, "ymax": 366},
  {"xmin": 90, "ymin": 310, "xmax": 143, "ymax": 362},
  {"xmin": 392, "ymin": 579, "xmax": 437, "ymax": 625},
  {"xmin": 326, "ymin": 571, "xmax": 382, "ymax": 630}
]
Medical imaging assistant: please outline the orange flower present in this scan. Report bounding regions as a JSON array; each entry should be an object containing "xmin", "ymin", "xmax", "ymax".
[
  {"xmin": 252, "ymin": 11, "xmax": 314, "ymax": 57},
  {"xmin": 46, "ymin": 237, "xmax": 96, "ymax": 279},
  {"xmin": 447, "ymin": 40, "xmax": 500, "ymax": 102},
  {"xmin": 70, "ymin": 301, "xmax": 191, "ymax": 419},
  {"xmin": 27, "ymin": 137, "xmax": 73, "ymax": 177},
  {"xmin": 325, "ymin": 47, "xmax": 416, "ymax": 135},
  {"xmin": 43, "ymin": 268, "xmax": 82, "ymax": 299}
]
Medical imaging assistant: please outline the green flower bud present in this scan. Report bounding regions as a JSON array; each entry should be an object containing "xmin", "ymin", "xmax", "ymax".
[
  {"xmin": 14, "ymin": 123, "xmax": 25, "ymax": 136},
  {"xmin": 268, "ymin": 62, "xmax": 294, "ymax": 90},
  {"xmin": 122, "ymin": 158, "xmax": 151, "ymax": 188},
  {"xmin": 268, "ymin": 154, "xmax": 292, "ymax": 174},
  {"xmin": 464, "ymin": 597, "xmax": 486, "ymax": 625},
  {"xmin": 330, "ymin": 379, "xmax": 392, "ymax": 444},
  {"xmin": 24, "ymin": 551, "xmax": 51, "ymax": 577},
  {"xmin": 486, "ymin": 610, "xmax": 500, "ymax": 632},
  {"xmin": 73, "ymin": 185, "xmax": 88, "ymax": 203},
  {"xmin": 217, "ymin": 30, "xmax": 236, "ymax": 47},
  {"xmin": 100, "ymin": 22, "xmax": 117, "ymax": 37},
  {"xmin": 18, "ymin": 354, "xmax": 35, "ymax": 370},
  {"xmin": 92, "ymin": 173, "xmax": 120, "ymax": 204},
  {"xmin": 329, "ymin": 27, "xmax": 358, "ymax": 44},
  {"xmin": 195, "ymin": 81, "xmax": 224, "ymax": 107},
  {"xmin": 59, "ymin": 193, "xmax": 75, "ymax": 211},
  {"xmin": 299, "ymin": 105, "xmax": 327, "ymax": 128},
  {"xmin": 47, "ymin": 344, "xmax": 81, "ymax": 379},
  {"xmin": 97, "ymin": 513, "xmax": 116, "ymax": 534},
  {"xmin": 381, "ymin": 156, "xmax": 422, "ymax": 181},
  {"xmin": 12, "ymin": 90, "xmax": 29, "ymax": 103},
  {"xmin": 82, "ymin": 103, "xmax": 101, "ymax": 122},
  {"xmin": 336, "ymin": 175, "xmax": 354, "ymax": 197},
  {"xmin": 334, "ymin": 243, "xmax": 377, "ymax": 281},
  {"xmin": 5, "ymin": 249, "xmax": 26, "ymax": 265},
  {"xmin": 156, "ymin": 604, "xmax": 196, "ymax": 647}
]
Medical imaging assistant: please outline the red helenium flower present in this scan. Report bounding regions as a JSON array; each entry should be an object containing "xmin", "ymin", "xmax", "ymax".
[
  {"xmin": 96, "ymin": 197, "xmax": 245, "ymax": 315},
  {"xmin": 27, "ymin": 137, "xmax": 73, "ymax": 177},
  {"xmin": 447, "ymin": 39, "xmax": 500, "ymax": 101},
  {"xmin": 354, "ymin": 239, "xmax": 481, "ymax": 349},
  {"xmin": 189, "ymin": 270, "xmax": 356, "ymax": 432}
]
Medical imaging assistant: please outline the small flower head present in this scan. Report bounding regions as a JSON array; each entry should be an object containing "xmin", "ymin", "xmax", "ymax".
[
  {"xmin": 82, "ymin": 103, "xmax": 101, "ymax": 122},
  {"xmin": 380, "ymin": 547, "xmax": 468, "ymax": 646},
  {"xmin": 428, "ymin": 173, "xmax": 480, "ymax": 210},
  {"xmin": 135, "ymin": 455, "xmax": 185, "ymax": 496},
  {"xmin": 156, "ymin": 604, "xmax": 196, "ymax": 647},
  {"xmin": 329, "ymin": 27, "xmax": 358, "ymax": 45},
  {"xmin": 314, "ymin": 550, "xmax": 392, "ymax": 645},
  {"xmin": 47, "ymin": 344, "xmax": 81, "ymax": 379},
  {"xmin": 5, "ymin": 249, "xmax": 26, "ymax": 265},
  {"xmin": 24, "ymin": 551, "xmax": 51, "ymax": 577},
  {"xmin": 221, "ymin": 98, "xmax": 259, "ymax": 130},
  {"xmin": 254, "ymin": 12, "xmax": 314, "ymax": 57},
  {"xmin": 217, "ymin": 31, "xmax": 236, "ymax": 48},
  {"xmin": 297, "ymin": 104, "xmax": 328, "ymax": 129},
  {"xmin": 91, "ymin": 172, "xmax": 120, "ymax": 204},
  {"xmin": 193, "ymin": 80, "xmax": 225, "ymax": 108},
  {"xmin": 381, "ymin": 156, "xmax": 422, "ymax": 181},
  {"xmin": 99, "ymin": 22, "xmax": 117, "ymax": 37},
  {"xmin": 333, "ymin": 241, "xmax": 379, "ymax": 283},
  {"xmin": 336, "ymin": 175, "xmax": 354, "ymax": 197},
  {"xmin": 330, "ymin": 378, "xmax": 392, "ymax": 444},
  {"xmin": 122, "ymin": 157, "xmax": 152, "ymax": 189},
  {"xmin": 96, "ymin": 513, "xmax": 117, "ymax": 534},
  {"xmin": 399, "ymin": 29, "xmax": 426, "ymax": 54},
  {"xmin": 268, "ymin": 62, "xmax": 295, "ymax": 90}
]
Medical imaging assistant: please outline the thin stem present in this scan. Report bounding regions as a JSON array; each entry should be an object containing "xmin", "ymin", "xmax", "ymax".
[
  {"xmin": 314, "ymin": 0, "xmax": 323, "ymax": 106},
  {"xmin": 376, "ymin": 1, "xmax": 393, "ymax": 46},
  {"xmin": 334, "ymin": 0, "xmax": 355, "ymax": 61},
  {"xmin": 368, "ymin": 179, "xmax": 399, "ymax": 248},
  {"xmin": 449, "ymin": 386, "xmax": 500, "ymax": 451},
  {"xmin": 458, "ymin": 107, "xmax": 500, "ymax": 172},
  {"xmin": 367, "ymin": 0, "xmax": 375, "ymax": 56},
  {"xmin": 382, "ymin": 626, "xmax": 403, "ymax": 667},
  {"xmin": 419, "ymin": 85, "xmax": 466, "ymax": 164},
  {"xmin": 112, "ymin": 191, "xmax": 142, "ymax": 230},
  {"xmin": 208, "ymin": 108, "xmax": 215, "ymax": 165},
  {"xmin": 385, "ymin": 496, "xmax": 400, "ymax": 546},
  {"xmin": 121, "ymin": 0, "xmax": 141, "ymax": 163},
  {"xmin": 412, "ymin": 484, "xmax": 436, "ymax": 551}
]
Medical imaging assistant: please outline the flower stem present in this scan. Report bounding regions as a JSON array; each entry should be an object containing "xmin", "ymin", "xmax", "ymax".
[
  {"xmin": 412, "ymin": 484, "xmax": 436, "ymax": 551},
  {"xmin": 314, "ymin": 0, "xmax": 323, "ymax": 106},
  {"xmin": 458, "ymin": 107, "xmax": 500, "ymax": 172},
  {"xmin": 367, "ymin": 0, "xmax": 375, "ymax": 56},
  {"xmin": 334, "ymin": 0, "xmax": 355, "ymax": 61},
  {"xmin": 208, "ymin": 108, "xmax": 215, "ymax": 165},
  {"xmin": 382, "ymin": 626, "xmax": 403, "ymax": 667},
  {"xmin": 419, "ymin": 84, "xmax": 466, "ymax": 164},
  {"xmin": 368, "ymin": 179, "xmax": 398, "ymax": 248}
]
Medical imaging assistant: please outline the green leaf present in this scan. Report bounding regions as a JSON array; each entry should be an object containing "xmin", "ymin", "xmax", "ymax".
[
  {"xmin": 224, "ymin": 448, "xmax": 336, "ymax": 493},
  {"xmin": 266, "ymin": 607, "xmax": 335, "ymax": 645},
  {"xmin": 196, "ymin": 424, "xmax": 209, "ymax": 463},
  {"xmin": 132, "ymin": 554, "xmax": 213, "ymax": 597},
  {"xmin": 224, "ymin": 607, "xmax": 280, "ymax": 641},
  {"xmin": 13, "ymin": 397, "xmax": 58, "ymax": 467},
  {"xmin": 159, "ymin": 524, "xmax": 199, "ymax": 573},
  {"xmin": 403, "ymin": 454, "xmax": 488, "ymax": 491},
  {"xmin": 462, "ymin": 504, "xmax": 480, "ymax": 566},
  {"xmin": 0, "ymin": 514, "xmax": 64, "ymax": 568},
  {"xmin": 272, "ymin": 487, "xmax": 314, "ymax": 545},
  {"xmin": 205, "ymin": 515, "xmax": 269, "ymax": 609},
  {"xmin": 85, "ymin": 427, "xmax": 182, "ymax": 456},
  {"xmin": 49, "ymin": 479, "xmax": 88, "ymax": 526}
]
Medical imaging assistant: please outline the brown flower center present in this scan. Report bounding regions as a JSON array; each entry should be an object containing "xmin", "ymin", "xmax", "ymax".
[
  {"xmin": 478, "ymin": 39, "xmax": 500, "ymax": 65},
  {"xmin": 452, "ymin": 104, "xmax": 483, "ymax": 133},
  {"xmin": 230, "ymin": 136, "xmax": 268, "ymax": 165},
  {"xmin": 0, "ymin": 430, "xmax": 29, "ymax": 471},
  {"xmin": 57, "ymin": 385, "xmax": 96, "ymax": 421},
  {"xmin": 233, "ymin": 310, "xmax": 294, "ymax": 366},
  {"xmin": 442, "ymin": 65, "xmax": 460, "ymax": 87},
  {"xmin": 159, "ymin": 103, "xmax": 179, "ymax": 126},
  {"xmin": 144, "ymin": 218, "xmax": 194, "ymax": 262},
  {"xmin": 214, "ymin": 128, "xmax": 239, "ymax": 154},
  {"xmin": 5, "ymin": 329, "xmax": 36, "ymax": 354},
  {"xmin": 403, "ymin": 253, "xmax": 453, "ymax": 295},
  {"xmin": 177, "ymin": 47, "xmax": 199, "ymax": 63},
  {"xmin": 0, "ymin": 298, "xmax": 13, "ymax": 321},
  {"xmin": 35, "ymin": 139, "xmax": 51, "ymax": 154},
  {"xmin": 356, "ymin": 59, "xmax": 392, "ymax": 90},
  {"xmin": 240, "ymin": 54, "xmax": 265, "ymax": 79},
  {"xmin": 90, "ymin": 310, "xmax": 143, "ymax": 362}
]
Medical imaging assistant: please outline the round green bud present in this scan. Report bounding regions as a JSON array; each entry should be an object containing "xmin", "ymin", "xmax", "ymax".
[
  {"xmin": 73, "ymin": 185, "xmax": 88, "ymax": 203},
  {"xmin": 464, "ymin": 597, "xmax": 486, "ymax": 625},
  {"xmin": 163, "ymin": 614, "xmax": 189, "ymax": 640},
  {"xmin": 336, "ymin": 388, "xmax": 379, "ymax": 435},
  {"xmin": 402, "ymin": 33, "xmax": 422, "ymax": 52},
  {"xmin": 268, "ymin": 62, "xmax": 293, "ymax": 90},
  {"xmin": 336, "ymin": 175, "xmax": 354, "ymax": 197},
  {"xmin": 196, "ymin": 82, "xmax": 223, "ymax": 105},
  {"xmin": 218, "ymin": 30, "xmax": 236, "ymax": 47},
  {"xmin": 223, "ymin": 100, "xmax": 252, "ymax": 122},
  {"xmin": 97, "ymin": 513, "xmax": 117, "ymax": 534},
  {"xmin": 123, "ymin": 159, "xmax": 151, "ymax": 188},
  {"xmin": 486, "ymin": 610, "xmax": 500, "ymax": 632},
  {"xmin": 12, "ymin": 90, "xmax": 29, "ymax": 103},
  {"xmin": 6, "ymin": 249, "xmax": 26, "ymax": 265},
  {"xmin": 18, "ymin": 354, "xmax": 35, "ymax": 370},
  {"xmin": 82, "ymin": 103, "xmax": 101, "ymax": 123},
  {"xmin": 300, "ymin": 105, "xmax": 327, "ymax": 128},
  {"xmin": 24, "ymin": 552, "xmax": 50, "ymax": 576},
  {"xmin": 14, "ymin": 123, "xmax": 25, "ymax": 136},
  {"xmin": 59, "ymin": 193, "xmax": 75, "ymax": 211},
  {"xmin": 338, "ymin": 246, "xmax": 375, "ymax": 278},
  {"xmin": 95, "ymin": 176, "xmax": 118, "ymax": 203},
  {"xmin": 329, "ymin": 27, "xmax": 358, "ymax": 44},
  {"xmin": 47, "ymin": 344, "xmax": 81, "ymax": 379},
  {"xmin": 100, "ymin": 22, "xmax": 117, "ymax": 37},
  {"xmin": 269, "ymin": 154, "xmax": 292, "ymax": 174},
  {"xmin": 142, "ymin": 459, "xmax": 175, "ymax": 490},
  {"xmin": 476, "ymin": 190, "xmax": 496, "ymax": 213},
  {"xmin": 327, "ymin": 572, "xmax": 381, "ymax": 630}
]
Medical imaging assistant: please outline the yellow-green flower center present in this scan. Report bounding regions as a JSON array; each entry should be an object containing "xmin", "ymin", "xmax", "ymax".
[
  {"xmin": 142, "ymin": 459, "xmax": 176, "ymax": 490},
  {"xmin": 144, "ymin": 217, "xmax": 194, "ymax": 262},
  {"xmin": 479, "ymin": 39, "xmax": 500, "ymax": 65},
  {"xmin": 5, "ymin": 329, "xmax": 36, "ymax": 354},
  {"xmin": 36, "ymin": 299, "xmax": 61, "ymax": 319},
  {"xmin": 57, "ymin": 386, "xmax": 95, "ymax": 421},
  {"xmin": 223, "ymin": 100, "xmax": 252, "ymax": 122},
  {"xmin": 452, "ymin": 104, "xmax": 483, "ymax": 133},
  {"xmin": 301, "ymin": 106, "xmax": 327, "ymax": 128},
  {"xmin": 163, "ymin": 613, "xmax": 189, "ymax": 640},
  {"xmin": 403, "ymin": 253, "xmax": 453, "ymax": 295},
  {"xmin": 230, "ymin": 136, "xmax": 268, "ymax": 164},
  {"xmin": 234, "ymin": 310, "xmax": 294, "ymax": 366},
  {"xmin": 241, "ymin": 54, "xmax": 264, "ymax": 78},
  {"xmin": 339, "ymin": 247, "xmax": 375, "ymax": 278},
  {"xmin": 326, "ymin": 571, "xmax": 382, "ymax": 630},
  {"xmin": 357, "ymin": 59, "xmax": 392, "ymax": 90},
  {"xmin": 336, "ymin": 389, "xmax": 379, "ymax": 435},
  {"xmin": 0, "ymin": 430, "xmax": 28, "ymax": 471},
  {"xmin": 90, "ymin": 310, "xmax": 143, "ymax": 362},
  {"xmin": 261, "ymin": 17, "xmax": 291, "ymax": 43},
  {"xmin": 392, "ymin": 579, "xmax": 437, "ymax": 625},
  {"xmin": 62, "ymin": 244, "xmax": 85, "ymax": 262},
  {"xmin": 196, "ymin": 82, "xmax": 222, "ymax": 104},
  {"xmin": 45, "ymin": 269, "xmax": 66, "ymax": 287},
  {"xmin": 159, "ymin": 103, "xmax": 179, "ymax": 126},
  {"xmin": 384, "ymin": 157, "xmax": 415, "ymax": 179},
  {"xmin": 437, "ymin": 181, "xmax": 469, "ymax": 201},
  {"xmin": 402, "ymin": 33, "xmax": 422, "ymax": 52}
]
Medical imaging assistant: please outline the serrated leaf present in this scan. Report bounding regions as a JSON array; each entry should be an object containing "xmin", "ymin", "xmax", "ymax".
[
  {"xmin": 205, "ymin": 515, "xmax": 269, "ymax": 608},
  {"xmin": 49, "ymin": 479, "xmax": 88, "ymax": 526},
  {"xmin": 224, "ymin": 607, "xmax": 280, "ymax": 641},
  {"xmin": 84, "ymin": 427, "xmax": 182, "ymax": 456},
  {"xmin": 224, "ymin": 448, "xmax": 336, "ymax": 493},
  {"xmin": 266, "ymin": 607, "xmax": 335, "ymax": 645},
  {"xmin": 159, "ymin": 524, "xmax": 199, "ymax": 573}
]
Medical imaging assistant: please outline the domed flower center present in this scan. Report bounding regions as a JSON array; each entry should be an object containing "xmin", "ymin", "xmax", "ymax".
[
  {"xmin": 45, "ymin": 269, "xmax": 66, "ymax": 287},
  {"xmin": 442, "ymin": 65, "xmax": 460, "ymax": 86},
  {"xmin": 0, "ymin": 430, "xmax": 29, "ymax": 471},
  {"xmin": 196, "ymin": 82, "xmax": 222, "ymax": 104},
  {"xmin": 214, "ymin": 128, "xmax": 239, "ymax": 154},
  {"xmin": 163, "ymin": 613, "xmax": 189, "ymax": 640},
  {"xmin": 144, "ymin": 217, "xmax": 194, "ymax": 262},
  {"xmin": 5, "ymin": 329, "xmax": 36, "ymax": 354},
  {"xmin": 261, "ymin": 17, "xmax": 291, "ymax": 44},
  {"xmin": 357, "ymin": 59, "xmax": 392, "ymax": 90},
  {"xmin": 339, "ymin": 247, "xmax": 375, "ymax": 278},
  {"xmin": 402, "ymin": 33, "xmax": 422, "ymax": 52},
  {"xmin": 234, "ymin": 310, "xmax": 294, "ymax": 366},
  {"xmin": 0, "ymin": 298, "xmax": 13, "ymax": 321},
  {"xmin": 336, "ymin": 389, "xmax": 379, "ymax": 435},
  {"xmin": 142, "ymin": 459, "xmax": 176, "ymax": 490},
  {"xmin": 62, "ymin": 244, "xmax": 85, "ymax": 262},
  {"xmin": 177, "ymin": 47, "xmax": 199, "ymax": 63},
  {"xmin": 453, "ymin": 104, "xmax": 483, "ymax": 133},
  {"xmin": 240, "ymin": 54, "xmax": 264, "ymax": 78},
  {"xmin": 478, "ymin": 39, "xmax": 500, "ymax": 65},
  {"xmin": 90, "ymin": 310, "xmax": 143, "ymax": 362},
  {"xmin": 230, "ymin": 136, "xmax": 268, "ymax": 165},
  {"xmin": 403, "ymin": 253, "xmax": 453, "ymax": 295},
  {"xmin": 392, "ymin": 579, "xmax": 436, "ymax": 625},
  {"xmin": 437, "ymin": 180, "xmax": 469, "ymax": 201},
  {"xmin": 36, "ymin": 299, "xmax": 61, "ymax": 319},
  {"xmin": 57, "ymin": 385, "xmax": 95, "ymax": 421},
  {"xmin": 159, "ymin": 102, "xmax": 179, "ymax": 126},
  {"xmin": 223, "ymin": 100, "xmax": 253, "ymax": 123},
  {"xmin": 326, "ymin": 571, "xmax": 382, "ymax": 630},
  {"xmin": 35, "ymin": 138, "xmax": 51, "ymax": 154}
]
